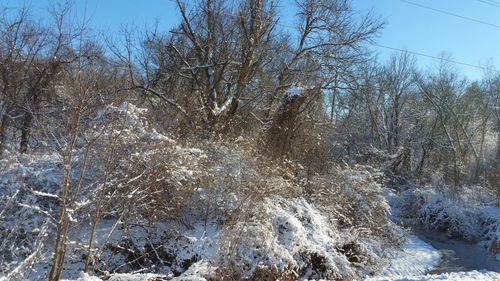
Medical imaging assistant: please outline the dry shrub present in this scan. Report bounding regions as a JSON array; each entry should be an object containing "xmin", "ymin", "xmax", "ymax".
[
  {"xmin": 111, "ymin": 143, "xmax": 209, "ymax": 222},
  {"xmin": 94, "ymin": 104, "xmax": 302, "ymax": 226},
  {"xmin": 85, "ymin": 102, "xmax": 208, "ymax": 223},
  {"xmin": 198, "ymin": 138, "xmax": 301, "ymax": 216},
  {"xmin": 306, "ymin": 165, "xmax": 392, "ymax": 238},
  {"xmin": 264, "ymin": 87, "xmax": 334, "ymax": 170},
  {"xmin": 84, "ymin": 102, "xmax": 394, "ymax": 279}
]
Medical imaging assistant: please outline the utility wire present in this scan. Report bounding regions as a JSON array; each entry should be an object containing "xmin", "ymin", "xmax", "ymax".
[
  {"xmin": 399, "ymin": 0, "xmax": 500, "ymax": 29},
  {"xmin": 475, "ymin": 0, "xmax": 500, "ymax": 8},
  {"xmin": 481, "ymin": 0, "xmax": 500, "ymax": 6},
  {"xmin": 372, "ymin": 43, "xmax": 494, "ymax": 72}
]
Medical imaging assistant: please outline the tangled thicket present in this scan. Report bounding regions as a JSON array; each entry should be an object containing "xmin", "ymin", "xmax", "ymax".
[
  {"xmin": 0, "ymin": 0, "xmax": 498, "ymax": 280},
  {"xmin": 0, "ymin": 102, "xmax": 397, "ymax": 280}
]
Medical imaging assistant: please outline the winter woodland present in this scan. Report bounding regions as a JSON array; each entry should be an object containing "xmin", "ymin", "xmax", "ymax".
[{"xmin": 0, "ymin": 0, "xmax": 499, "ymax": 280}]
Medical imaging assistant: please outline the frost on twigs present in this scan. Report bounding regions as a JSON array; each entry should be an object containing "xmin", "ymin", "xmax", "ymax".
[
  {"xmin": 398, "ymin": 185, "xmax": 500, "ymax": 255},
  {"xmin": 0, "ymin": 103, "xmax": 401, "ymax": 280}
]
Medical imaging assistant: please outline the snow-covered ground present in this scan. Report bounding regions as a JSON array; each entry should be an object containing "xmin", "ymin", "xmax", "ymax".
[
  {"xmin": 376, "ymin": 235, "xmax": 440, "ymax": 277},
  {"xmin": 365, "ymin": 270, "xmax": 500, "ymax": 281},
  {"xmin": 371, "ymin": 184, "xmax": 500, "ymax": 281},
  {"xmin": 55, "ymin": 269, "xmax": 500, "ymax": 281},
  {"xmin": 366, "ymin": 233, "xmax": 500, "ymax": 281}
]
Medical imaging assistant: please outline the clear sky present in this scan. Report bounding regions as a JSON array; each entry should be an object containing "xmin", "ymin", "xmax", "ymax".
[
  {"xmin": 3, "ymin": 0, "xmax": 499, "ymax": 80},
  {"xmin": 352, "ymin": 0, "xmax": 500, "ymax": 80}
]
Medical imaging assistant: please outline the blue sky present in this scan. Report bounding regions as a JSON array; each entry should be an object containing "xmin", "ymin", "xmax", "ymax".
[
  {"xmin": 353, "ymin": 0, "xmax": 500, "ymax": 80},
  {"xmin": 3, "ymin": 0, "xmax": 499, "ymax": 80}
]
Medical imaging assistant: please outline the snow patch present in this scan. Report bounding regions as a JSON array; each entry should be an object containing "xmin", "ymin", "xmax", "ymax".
[
  {"xmin": 285, "ymin": 86, "xmax": 303, "ymax": 98},
  {"xmin": 365, "ymin": 270, "xmax": 500, "ymax": 281},
  {"xmin": 377, "ymin": 235, "xmax": 440, "ymax": 277},
  {"xmin": 171, "ymin": 260, "xmax": 213, "ymax": 280}
]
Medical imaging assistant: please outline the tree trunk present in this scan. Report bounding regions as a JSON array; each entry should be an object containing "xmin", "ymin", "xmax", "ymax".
[
  {"xmin": 416, "ymin": 144, "xmax": 427, "ymax": 178},
  {"xmin": 48, "ymin": 109, "xmax": 81, "ymax": 281},
  {"xmin": 330, "ymin": 90, "xmax": 336, "ymax": 123},
  {"xmin": 393, "ymin": 97, "xmax": 400, "ymax": 148},
  {"xmin": 20, "ymin": 111, "xmax": 33, "ymax": 153},
  {"xmin": 20, "ymin": 93, "xmax": 38, "ymax": 154},
  {"xmin": 0, "ymin": 113, "xmax": 7, "ymax": 154}
]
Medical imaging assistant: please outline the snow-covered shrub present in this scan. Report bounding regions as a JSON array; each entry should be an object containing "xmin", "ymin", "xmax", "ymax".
[
  {"xmin": 478, "ymin": 207, "xmax": 500, "ymax": 255},
  {"xmin": 267, "ymin": 165, "xmax": 398, "ymax": 278},
  {"xmin": 400, "ymin": 186, "xmax": 500, "ymax": 252},
  {"xmin": 307, "ymin": 165, "xmax": 392, "ymax": 239},
  {"xmin": 197, "ymin": 140, "xmax": 301, "ymax": 220},
  {"xmin": 0, "ymin": 149, "xmax": 62, "ymax": 278},
  {"xmin": 80, "ymin": 104, "xmax": 390, "ymax": 279},
  {"xmin": 90, "ymin": 103, "xmax": 295, "ymax": 220},
  {"xmin": 216, "ymin": 196, "xmax": 357, "ymax": 280},
  {"xmin": 418, "ymin": 192, "xmax": 479, "ymax": 241},
  {"xmin": 75, "ymin": 103, "xmax": 306, "ymax": 277},
  {"xmin": 0, "ymin": 102, "xmax": 408, "ymax": 280}
]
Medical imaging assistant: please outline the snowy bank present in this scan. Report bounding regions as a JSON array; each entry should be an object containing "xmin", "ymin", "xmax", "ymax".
[
  {"xmin": 365, "ymin": 270, "xmax": 500, "ymax": 281},
  {"xmin": 397, "ymin": 186, "xmax": 500, "ymax": 256}
]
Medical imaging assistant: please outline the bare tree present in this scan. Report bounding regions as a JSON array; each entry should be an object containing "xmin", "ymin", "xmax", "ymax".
[
  {"xmin": 378, "ymin": 52, "xmax": 416, "ymax": 152},
  {"xmin": 0, "ymin": 7, "xmax": 49, "ymax": 153},
  {"xmin": 48, "ymin": 5, "xmax": 106, "ymax": 279}
]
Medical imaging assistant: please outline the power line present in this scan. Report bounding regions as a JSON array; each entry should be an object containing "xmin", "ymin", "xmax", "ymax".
[
  {"xmin": 481, "ymin": 0, "xmax": 500, "ymax": 5},
  {"xmin": 475, "ymin": 0, "xmax": 500, "ymax": 8},
  {"xmin": 372, "ymin": 43, "xmax": 494, "ymax": 72},
  {"xmin": 399, "ymin": 0, "xmax": 500, "ymax": 29}
]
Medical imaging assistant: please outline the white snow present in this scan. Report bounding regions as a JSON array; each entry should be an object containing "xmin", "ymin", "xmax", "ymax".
[
  {"xmin": 377, "ymin": 235, "xmax": 441, "ymax": 278},
  {"xmin": 58, "ymin": 269, "xmax": 500, "ymax": 281},
  {"xmin": 285, "ymin": 86, "xmax": 303, "ymax": 98},
  {"xmin": 265, "ymin": 196, "xmax": 354, "ymax": 279},
  {"xmin": 365, "ymin": 270, "xmax": 500, "ymax": 281},
  {"xmin": 376, "ymin": 184, "xmax": 500, "ymax": 281},
  {"xmin": 171, "ymin": 260, "xmax": 213, "ymax": 280},
  {"xmin": 61, "ymin": 273, "xmax": 102, "ymax": 281},
  {"xmin": 61, "ymin": 272, "xmax": 164, "ymax": 281}
]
